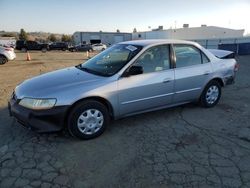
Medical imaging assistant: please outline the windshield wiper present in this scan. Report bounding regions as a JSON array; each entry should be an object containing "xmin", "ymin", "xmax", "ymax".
[
  {"xmin": 76, "ymin": 65, "xmax": 94, "ymax": 73},
  {"xmin": 76, "ymin": 65, "xmax": 108, "ymax": 77}
]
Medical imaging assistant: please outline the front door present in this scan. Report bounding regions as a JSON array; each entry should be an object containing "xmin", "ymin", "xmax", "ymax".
[{"xmin": 118, "ymin": 44, "xmax": 174, "ymax": 116}]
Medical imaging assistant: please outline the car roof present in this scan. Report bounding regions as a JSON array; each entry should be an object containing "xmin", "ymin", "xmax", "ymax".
[{"xmin": 119, "ymin": 39, "xmax": 198, "ymax": 47}]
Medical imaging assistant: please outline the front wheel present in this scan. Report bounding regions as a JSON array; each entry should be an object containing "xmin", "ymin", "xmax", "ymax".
[
  {"xmin": 0, "ymin": 55, "xmax": 8, "ymax": 65},
  {"xmin": 200, "ymin": 80, "xmax": 221, "ymax": 108},
  {"xmin": 67, "ymin": 100, "xmax": 110, "ymax": 139}
]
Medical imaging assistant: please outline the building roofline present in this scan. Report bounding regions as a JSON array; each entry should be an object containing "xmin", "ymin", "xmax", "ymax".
[
  {"xmin": 73, "ymin": 31, "xmax": 131, "ymax": 35},
  {"xmin": 135, "ymin": 26, "xmax": 245, "ymax": 33}
]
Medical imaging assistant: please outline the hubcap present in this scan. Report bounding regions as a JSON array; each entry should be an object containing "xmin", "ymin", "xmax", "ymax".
[
  {"xmin": 77, "ymin": 109, "xmax": 104, "ymax": 135},
  {"xmin": 206, "ymin": 85, "xmax": 219, "ymax": 104}
]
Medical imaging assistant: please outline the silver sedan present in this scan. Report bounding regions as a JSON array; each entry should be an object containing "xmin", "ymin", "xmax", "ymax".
[{"xmin": 9, "ymin": 40, "xmax": 238, "ymax": 139}]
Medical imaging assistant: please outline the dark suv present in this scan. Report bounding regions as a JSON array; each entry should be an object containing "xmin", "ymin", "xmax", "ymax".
[
  {"xmin": 49, "ymin": 42, "xmax": 69, "ymax": 51},
  {"xmin": 69, "ymin": 44, "xmax": 93, "ymax": 52},
  {"xmin": 16, "ymin": 40, "xmax": 49, "ymax": 52}
]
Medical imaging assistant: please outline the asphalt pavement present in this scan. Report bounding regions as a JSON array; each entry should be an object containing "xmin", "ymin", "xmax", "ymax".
[{"xmin": 0, "ymin": 56, "xmax": 250, "ymax": 188}]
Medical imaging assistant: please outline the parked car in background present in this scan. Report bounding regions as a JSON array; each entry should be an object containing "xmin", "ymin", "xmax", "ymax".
[
  {"xmin": 16, "ymin": 40, "xmax": 49, "ymax": 52},
  {"xmin": 9, "ymin": 39, "xmax": 238, "ymax": 139},
  {"xmin": 0, "ymin": 38, "xmax": 16, "ymax": 49},
  {"xmin": 69, "ymin": 44, "xmax": 93, "ymax": 52},
  {"xmin": 49, "ymin": 42, "xmax": 69, "ymax": 51},
  {"xmin": 92, "ymin": 43, "xmax": 107, "ymax": 51},
  {"xmin": 0, "ymin": 46, "xmax": 16, "ymax": 65}
]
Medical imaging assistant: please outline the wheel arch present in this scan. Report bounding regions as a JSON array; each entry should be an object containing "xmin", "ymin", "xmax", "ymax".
[
  {"xmin": 0, "ymin": 54, "xmax": 8, "ymax": 62},
  {"xmin": 64, "ymin": 96, "xmax": 114, "ymax": 126},
  {"xmin": 209, "ymin": 77, "xmax": 224, "ymax": 87}
]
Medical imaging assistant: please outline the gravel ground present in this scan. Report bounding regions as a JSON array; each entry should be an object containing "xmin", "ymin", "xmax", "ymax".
[{"xmin": 0, "ymin": 52, "xmax": 250, "ymax": 188}]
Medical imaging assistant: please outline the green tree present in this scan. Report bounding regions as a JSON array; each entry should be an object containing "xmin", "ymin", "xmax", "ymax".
[
  {"xmin": 19, "ymin": 29, "xmax": 28, "ymax": 40},
  {"xmin": 61, "ymin": 34, "xmax": 72, "ymax": 42},
  {"xmin": 48, "ymin": 34, "xmax": 57, "ymax": 42},
  {"xmin": 2, "ymin": 33, "xmax": 16, "ymax": 37}
]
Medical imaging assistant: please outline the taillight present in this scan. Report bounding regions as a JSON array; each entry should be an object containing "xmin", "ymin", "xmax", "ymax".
[{"xmin": 234, "ymin": 63, "xmax": 239, "ymax": 72}]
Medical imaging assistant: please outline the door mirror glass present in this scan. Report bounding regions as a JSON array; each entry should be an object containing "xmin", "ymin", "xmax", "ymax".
[{"xmin": 128, "ymin": 66, "xmax": 143, "ymax": 76}]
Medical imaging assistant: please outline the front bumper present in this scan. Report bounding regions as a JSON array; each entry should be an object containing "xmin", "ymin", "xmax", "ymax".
[{"xmin": 8, "ymin": 97, "xmax": 69, "ymax": 133}]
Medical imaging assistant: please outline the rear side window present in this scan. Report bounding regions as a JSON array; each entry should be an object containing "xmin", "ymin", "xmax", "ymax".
[
  {"xmin": 173, "ymin": 44, "xmax": 209, "ymax": 68},
  {"xmin": 201, "ymin": 52, "xmax": 210, "ymax": 63}
]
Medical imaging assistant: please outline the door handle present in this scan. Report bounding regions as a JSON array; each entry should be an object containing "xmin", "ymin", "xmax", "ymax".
[
  {"xmin": 203, "ymin": 71, "xmax": 211, "ymax": 75},
  {"xmin": 163, "ymin": 78, "xmax": 172, "ymax": 83}
]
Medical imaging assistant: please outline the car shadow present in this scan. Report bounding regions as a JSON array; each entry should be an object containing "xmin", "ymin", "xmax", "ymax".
[
  {"xmin": 109, "ymin": 102, "xmax": 199, "ymax": 131},
  {"xmin": 0, "ymin": 102, "xmax": 199, "ymax": 143},
  {"xmin": 0, "ymin": 106, "xmax": 73, "ymax": 145}
]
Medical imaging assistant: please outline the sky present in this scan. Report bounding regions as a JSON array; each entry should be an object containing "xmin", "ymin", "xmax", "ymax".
[{"xmin": 0, "ymin": 0, "xmax": 250, "ymax": 35}]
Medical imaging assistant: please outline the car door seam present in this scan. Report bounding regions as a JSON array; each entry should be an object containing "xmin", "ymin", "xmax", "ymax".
[{"xmin": 121, "ymin": 92, "xmax": 175, "ymax": 105}]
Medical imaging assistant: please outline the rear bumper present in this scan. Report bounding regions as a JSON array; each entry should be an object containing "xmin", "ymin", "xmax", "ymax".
[
  {"xmin": 8, "ymin": 98, "xmax": 69, "ymax": 133},
  {"xmin": 9, "ymin": 52, "xmax": 16, "ymax": 60},
  {"xmin": 3, "ymin": 52, "xmax": 16, "ymax": 61},
  {"xmin": 224, "ymin": 75, "xmax": 235, "ymax": 85}
]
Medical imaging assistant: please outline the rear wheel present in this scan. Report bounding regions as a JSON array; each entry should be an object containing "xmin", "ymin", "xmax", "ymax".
[
  {"xmin": 67, "ymin": 100, "xmax": 110, "ymax": 139},
  {"xmin": 0, "ymin": 55, "xmax": 8, "ymax": 65},
  {"xmin": 200, "ymin": 80, "xmax": 221, "ymax": 107}
]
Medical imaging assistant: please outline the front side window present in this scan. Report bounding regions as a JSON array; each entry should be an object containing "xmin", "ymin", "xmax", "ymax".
[
  {"xmin": 174, "ymin": 45, "xmax": 203, "ymax": 68},
  {"xmin": 78, "ymin": 44, "xmax": 142, "ymax": 76},
  {"xmin": 134, "ymin": 45, "xmax": 170, "ymax": 74}
]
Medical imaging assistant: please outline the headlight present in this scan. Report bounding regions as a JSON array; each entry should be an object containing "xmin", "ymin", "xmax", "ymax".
[{"xmin": 19, "ymin": 98, "xmax": 56, "ymax": 110}]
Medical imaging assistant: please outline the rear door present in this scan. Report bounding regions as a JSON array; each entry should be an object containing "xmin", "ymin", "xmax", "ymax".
[
  {"xmin": 118, "ymin": 44, "xmax": 175, "ymax": 116},
  {"xmin": 173, "ymin": 44, "xmax": 212, "ymax": 103}
]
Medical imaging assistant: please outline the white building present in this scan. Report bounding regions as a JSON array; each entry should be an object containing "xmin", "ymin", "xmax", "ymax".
[
  {"xmin": 73, "ymin": 31, "xmax": 132, "ymax": 45},
  {"xmin": 132, "ymin": 26, "xmax": 244, "ymax": 40}
]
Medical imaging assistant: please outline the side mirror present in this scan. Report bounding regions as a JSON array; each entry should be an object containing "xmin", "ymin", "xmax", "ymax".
[{"xmin": 127, "ymin": 65, "xmax": 143, "ymax": 76}]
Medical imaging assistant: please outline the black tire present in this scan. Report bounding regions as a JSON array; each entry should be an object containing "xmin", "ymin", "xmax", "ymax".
[
  {"xmin": 200, "ymin": 80, "xmax": 221, "ymax": 108},
  {"xmin": 41, "ymin": 48, "xmax": 47, "ymax": 53},
  {"xmin": 67, "ymin": 100, "xmax": 110, "ymax": 140},
  {"xmin": 0, "ymin": 55, "xmax": 8, "ymax": 65},
  {"xmin": 21, "ymin": 47, "xmax": 27, "ymax": 52}
]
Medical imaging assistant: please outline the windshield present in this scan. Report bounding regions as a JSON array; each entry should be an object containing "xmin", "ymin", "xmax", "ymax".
[{"xmin": 78, "ymin": 44, "xmax": 142, "ymax": 76}]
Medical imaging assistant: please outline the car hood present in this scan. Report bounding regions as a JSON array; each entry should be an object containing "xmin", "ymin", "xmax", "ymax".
[{"xmin": 15, "ymin": 66, "xmax": 103, "ymax": 98}]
